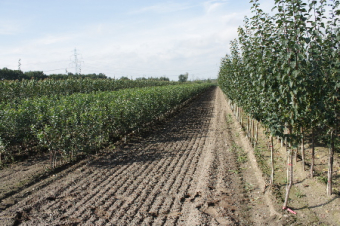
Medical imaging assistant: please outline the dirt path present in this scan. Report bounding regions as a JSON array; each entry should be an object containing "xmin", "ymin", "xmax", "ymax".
[{"xmin": 0, "ymin": 87, "xmax": 267, "ymax": 225}]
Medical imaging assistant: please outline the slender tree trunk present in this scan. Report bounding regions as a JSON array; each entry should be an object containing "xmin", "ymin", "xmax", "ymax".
[
  {"xmin": 301, "ymin": 127, "xmax": 305, "ymax": 171},
  {"xmin": 50, "ymin": 150, "xmax": 53, "ymax": 168},
  {"xmin": 270, "ymin": 135, "xmax": 274, "ymax": 184},
  {"xmin": 236, "ymin": 106, "xmax": 238, "ymax": 120},
  {"xmin": 327, "ymin": 129, "xmax": 335, "ymax": 196},
  {"xmin": 311, "ymin": 127, "xmax": 315, "ymax": 178},
  {"xmin": 252, "ymin": 119, "xmax": 255, "ymax": 146},
  {"xmin": 247, "ymin": 116, "xmax": 250, "ymax": 138},
  {"xmin": 283, "ymin": 133, "xmax": 293, "ymax": 209},
  {"xmin": 54, "ymin": 151, "xmax": 57, "ymax": 168},
  {"xmin": 240, "ymin": 108, "xmax": 243, "ymax": 125},
  {"xmin": 249, "ymin": 117, "xmax": 251, "ymax": 139},
  {"xmin": 256, "ymin": 121, "xmax": 258, "ymax": 146}
]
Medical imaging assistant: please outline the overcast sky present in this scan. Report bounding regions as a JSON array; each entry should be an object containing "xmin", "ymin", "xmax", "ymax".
[{"xmin": 0, "ymin": 0, "xmax": 273, "ymax": 80}]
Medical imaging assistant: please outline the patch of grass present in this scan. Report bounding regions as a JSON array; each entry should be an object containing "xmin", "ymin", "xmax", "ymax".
[
  {"xmin": 237, "ymin": 154, "xmax": 248, "ymax": 164},
  {"xmin": 271, "ymin": 184, "xmax": 284, "ymax": 203},
  {"xmin": 295, "ymin": 190, "xmax": 306, "ymax": 198},
  {"xmin": 244, "ymin": 182, "xmax": 254, "ymax": 192},
  {"xmin": 317, "ymin": 176, "xmax": 328, "ymax": 184},
  {"xmin": 229, "ymin": 169, "xmax": 239, "ymax": 174},
  {"xmin": 226, "ymin": 114, "xmax": 233, "ymax": 124},
  {"xmin": 253, "ymin": 147, "xmax": 270, "ymax": 176},
  {"xmin": 231, "ymin": 142, "xmax": 248, "ymax": 163},
  {"xmin": 254, "ymin": 147, "xmax": 262, "ymax": 158}
]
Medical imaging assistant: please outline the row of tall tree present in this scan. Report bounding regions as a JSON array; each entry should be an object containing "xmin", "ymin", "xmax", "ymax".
[{"xmin": 219, "ymin": 0, "xmax": 339, "ymax": 209}]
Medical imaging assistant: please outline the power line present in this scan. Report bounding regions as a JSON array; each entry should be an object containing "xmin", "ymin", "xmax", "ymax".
[
  {"xmin": 83, "ymin": 63, "xmax": 218, "ymax": 73},
  {"xmin": 44, "ymin": 67, "xmax": 72, "ymax": 72}
]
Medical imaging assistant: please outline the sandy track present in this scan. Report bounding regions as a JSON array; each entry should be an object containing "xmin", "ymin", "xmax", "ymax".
[{"xmin": 0, "ymin": 87, "xmax": 251, "ymax": 225}]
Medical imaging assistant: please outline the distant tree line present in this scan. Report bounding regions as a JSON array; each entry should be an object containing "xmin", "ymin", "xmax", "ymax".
[
  {"xmin": 49, "ymin": 73, "xmax": 107, "ymax": 80},
  {"xmin": 0, "ymin": 67, "xmax": 107, "ymax": 80},
  {"xmin": 0, "ymin": 68, "xmax": 46, "ymax": 80},
  {"xmin": 135, "ymin": 76, "xmax": 170, "ymax": 81}
]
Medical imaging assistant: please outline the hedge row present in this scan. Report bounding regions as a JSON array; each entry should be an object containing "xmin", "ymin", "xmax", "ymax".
[
  {"xmin": 0, "ymin": 83, "xmax": 213, "ymax": 167},
  {"xmin": 0, "ymin": 78, "xmax": 178, "ymax": 104}
]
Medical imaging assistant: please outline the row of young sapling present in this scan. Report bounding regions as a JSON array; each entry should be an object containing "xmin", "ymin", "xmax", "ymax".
[
  {"xmin": 218, "ymin": 0, "xmax": 339, "ymax": 212},
  {"xmin": 228, "ymin": 101, "xmax": 338, "ymax": 212}
]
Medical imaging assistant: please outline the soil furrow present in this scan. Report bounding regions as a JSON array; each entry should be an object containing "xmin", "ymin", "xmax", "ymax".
[{"xmin": 0, "ymin": 87, "xmax": 255, "ymax": 225}]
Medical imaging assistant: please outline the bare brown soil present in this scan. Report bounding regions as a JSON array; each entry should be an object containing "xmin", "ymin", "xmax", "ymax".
[
  {"xmin": 228, "ymin": 99, "xmax": 340, "ymax": 225},
  {"xmin": 0, "ymin": 87, "xmax": 257, "ymax": 225},
  {"xmin": 5, "ymin": 86, "xmax": 336, "ymax": 225},
  {"xmin": 248, "ymin": 121, "xmax": 340, "ymax": 226},
  {"xmin": 0, "ymin": 156, "xmax": 49, "ymax": 202}
]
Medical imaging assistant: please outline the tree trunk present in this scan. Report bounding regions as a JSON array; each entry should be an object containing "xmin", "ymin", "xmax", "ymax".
[
  {"xmin": 236, "ymin": 106, "xmax": 238, "ymax": 120},
  {"xmin": 247, "ymin": 116, "xmax": 250, "ymax": 138},
  {"xmin": 270, "ymin": 135, "xmax": 274, "ymax": 184},
  {"xmin": 50, "ymin": 150, "xmax": 53, "ymax": 168},
  {"xmin": 327, "ymin": 129, "xmax": 335, "ymax": 196},
  {"xmin": 301, "ymin": 127, "xmax": 305, "ymax": 171},
  {"xmin": 252, "ymin": 119, "xmax": 255, "ymax": 146},
  {"xmin": 255, "ymin": 121, "xmax": 258, "ymax": 146},
  {"xmin": 240, "ymin": 108, "xmax": 243, "ymax": 125},
  {"xmin": 310, "ymin": 128, "xmax": 315, "ymax": 178},
  {"xmin": 54, "ymin": 151, "xmax": 57, "ymax": 168},
  {"xmin": 283, "ymin": 139, "xmax": 293, "ymax": 209}
]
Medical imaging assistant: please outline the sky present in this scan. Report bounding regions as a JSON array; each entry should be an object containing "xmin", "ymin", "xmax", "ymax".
[{"xmin": 0, "ymin": 0, "xmax": 273, "ymax": 81}]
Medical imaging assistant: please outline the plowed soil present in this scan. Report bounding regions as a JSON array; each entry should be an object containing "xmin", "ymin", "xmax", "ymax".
[{"xmin": 0, "ymin": 87, "xmax": 263, "ymax": 225}]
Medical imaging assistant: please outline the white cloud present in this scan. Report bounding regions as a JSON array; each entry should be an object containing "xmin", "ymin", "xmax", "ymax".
[
  {"xmin": 59, "ymin": 8, "xmax": 241, "ymax": 79},
  {"xmin": 203, "ymin": 0, "xmax": 229, "ymax": 14},
  {"xmin": 0, "ymin": 0, "xmax": 251, "ymax": 80}
]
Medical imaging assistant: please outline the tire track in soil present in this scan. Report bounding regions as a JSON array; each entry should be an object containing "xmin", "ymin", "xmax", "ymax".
[{"xmin": 0, "ymin": 86, "xmax": 251, "ymax": 226}]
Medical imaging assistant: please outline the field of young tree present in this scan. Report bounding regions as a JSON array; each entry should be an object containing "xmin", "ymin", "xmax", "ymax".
[
  {"xmin": 0, "ymin": 0, "xmax": 339, "ymax": 225},
  {"xmin": 219, "ymin": 0, "xmax": 339, "ymax": 211},
  {"xmin": 0, "ymin": 80, "xmax": 212, "ymax": 168}
]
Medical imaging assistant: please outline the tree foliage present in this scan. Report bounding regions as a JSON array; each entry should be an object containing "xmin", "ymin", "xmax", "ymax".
[
  {"xmin": 179, "ymin": 73, "xmax": 189, "ymax": 82},
  {"xmin": 0, "ymin": 78, "xmax": 178, "ymax": 104},
  {"xmin": 218, "ymin": 0, "xmax": 339, "ymax": 203},
  {"xmin": 0, "ymin": 83, "xmax": 213, "ymax": 167},
  {"xmin": 0, "ymin": 68, "xmax": 108, "ymax": 80}
]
